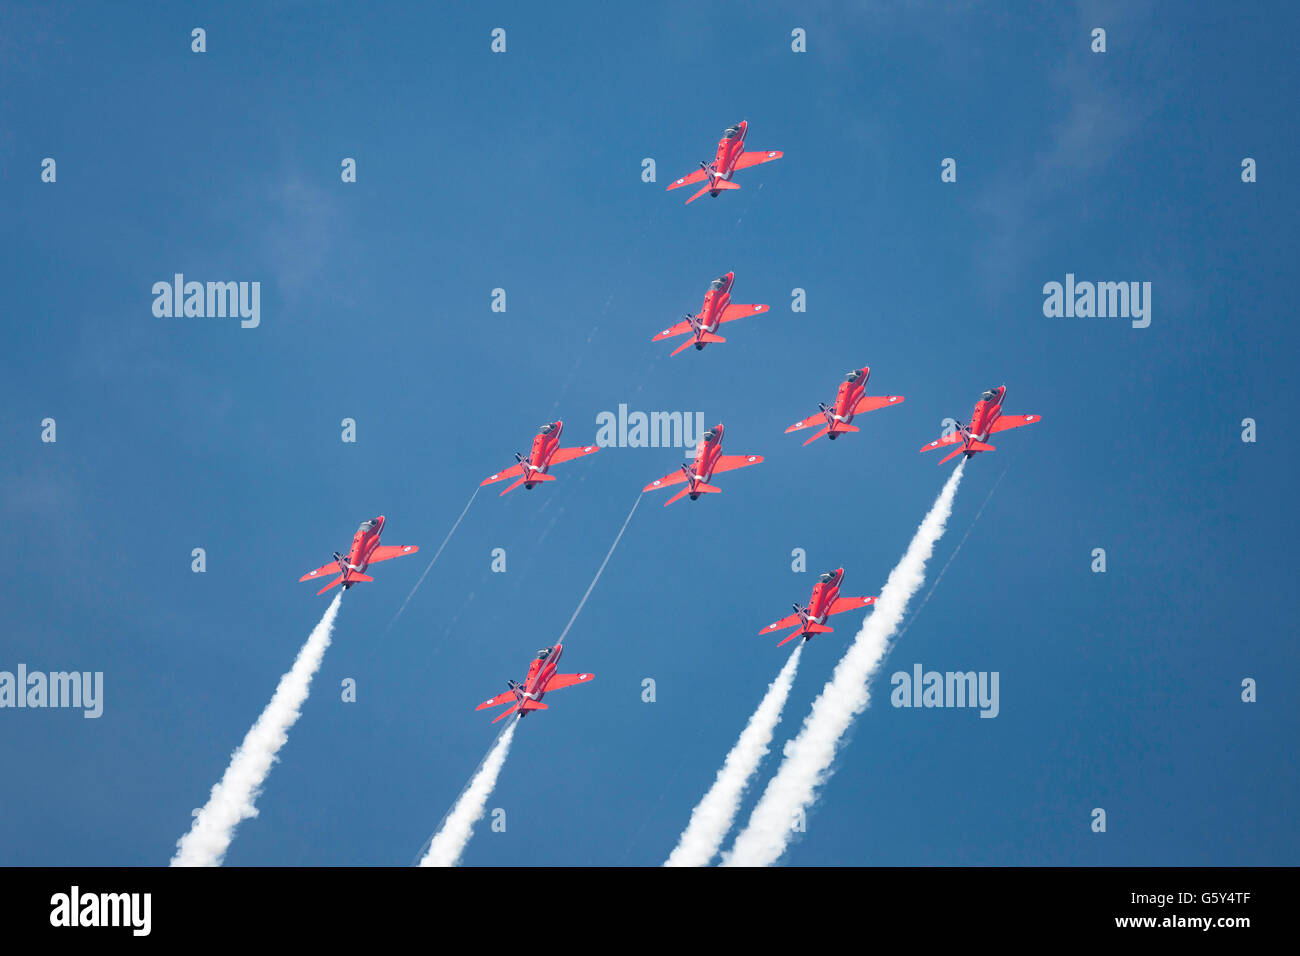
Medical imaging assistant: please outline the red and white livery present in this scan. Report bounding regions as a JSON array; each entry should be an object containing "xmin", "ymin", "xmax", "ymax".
[
  {"xmin": 642, "ymin": 423, "xmax": 763, "ymax": 507},
  {"xmin": 476, "ymin": 643, "xmax": 593, "ymax": 724},
  {"xmin": 759, "ymin": 568, "xmax": 877, "ymax": 647},
  {"xmin": 651, "ymin": 272, "xmax": 768, "ymax": 356},
  {"xmin": 786, "ymin": 365, "xmax": 905, "ymax": 445},
  {"xmin": 921, "ymin": 385, "xmax": 1041, "ymax": 465},
  {"xmin": 481, "ymin": 420, "xmax": 599, "ymax": 496},
  {"xmin": 299, "ymin": 516, "xmax": 419, "ymax": 596},
  {"xmin": 666, "ymin": 120, "xmax": 783, "ymax": 205}
]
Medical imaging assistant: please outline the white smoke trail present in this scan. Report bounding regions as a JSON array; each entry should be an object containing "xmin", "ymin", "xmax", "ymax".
[
  {"xmin": 723, "ymin": 461, "xmax": 966, "ymax": 866},
  {"xmin": 419, "ymin": 719, "xmax": 519, "ymax": 867},
  {"xmin": 665, "ymin": 641, "xmax": 804, "ymax": 867},
  {"xmin": 171, "ymin": 593, "xmax": 343, "ymax": 866},
  {"xmin": 389, "ymin": 487, "xmax": 479, "ymax": 628}
]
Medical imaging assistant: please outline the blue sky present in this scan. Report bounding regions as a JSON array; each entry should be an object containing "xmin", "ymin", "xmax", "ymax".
[{"xmin": 2, "ymin": 1, "xmax": 1296, "ymax": 866}]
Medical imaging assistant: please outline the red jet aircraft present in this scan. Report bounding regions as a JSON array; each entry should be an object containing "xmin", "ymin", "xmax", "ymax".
[
  {"xmin": 299, "ymin": 516, "xmax": 419, "ymax": 596},
  {"xmin": 481, "ymin": 421, "xmax": 599, "ymax": 496},
  {"xmin": 667, "ymin": 120, "xmax": 783, "ymax": 205},
  {"xmin": 759, "ymin": 568, "xmax": 877, "ymax": 647},
  {"xmin": 651, "ymin": 272, "xmax": 769, "ymax": 356},
  {"xmin": 476, "ymin": 643, "xmax": 593, "ymax": 723},
  {"xmin": 786, "ymin": 366, "xmax": 905, "ymax": 445},
  {"xmin": 921, "ymin": 385, "xmax": 1041, "ymax": 465},
  {"xmin": 642, "ymin": 423, "xmax": 763, "ymax": 507}
]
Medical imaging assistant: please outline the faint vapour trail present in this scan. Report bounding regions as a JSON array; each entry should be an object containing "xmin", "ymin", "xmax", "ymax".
[
  {"xmin": 389, "ymin": 487, "xmax": 479, "ymax": 628},
  {"xmin": 556, "ymin": 494, "xmax": 642, "ymax": 644}
]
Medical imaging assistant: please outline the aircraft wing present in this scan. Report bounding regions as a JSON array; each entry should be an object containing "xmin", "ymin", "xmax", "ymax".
[
  {"xmin": 366, "ymin": 544, "xmax": 419, "ymax": 564},
  {"xmin": 719, "ymin": 303, "xmax": 769, "ymax": 323},
  {"xmin": 710, "ymin": 454, "xmax": 763, "ymax": 475},
  {"xmin": 828, "ymin": 595, "xmax": 876, "ymax": 615},
  {"xmin": 548, "ymin": 445, "xmax": 600, "ymax": 465},
  {"xmin": 920, "ymin": 431, "xmax": 966, "ymax": 453},
  {"xmin": 786, "ymin": 413, "xmax": 829, "ymax": 433},
  {"xmin": 666, "ymin": 168, "xmax": 709, "ymax": 191},
  {"xmin": 481, "ymin": 463, "xmax": 526, "ymax": 486},
  {"xmin": 542, "ymin": 672, "xmax": 594, "ymax": 693},
  {"xmin": 652, "ymin": 318, "xmax": 696, "ymax": 342},
  {"xmin": 643, "ymin": 469, "xmax": 690, "ymax": 492},
  {"xmin": 476, "ymin": 689, "xmax": 518, "ymax": 711},
  {"xmin": 732, "ymin": 150, "xmax": 784, "ymax": 171},
  {"xmin": 299, "ymin": 561, "xmax": 341, "ymax": 583},
  {"xmin": 989, "ymin": 413, "xmax": 1041, "ymax": 433},
  {"xmin": 759, "ymin": 612, "xmax": 804, "ymax": 636},
  {"xmin": 853, "ymin": 395, "xmax": 905, "ymax": 415}
]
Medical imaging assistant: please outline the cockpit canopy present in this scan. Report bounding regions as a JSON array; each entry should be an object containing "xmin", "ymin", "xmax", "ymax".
[
  {"xmin": 538, "ymin": 423, "xmax": 554, "ymax": 435},
  {"xmin": 981, "ymin": 389, "xmax": 1000, "ymax": 403},
  {"xmin": 357, "ymin": 519, "xmax": 378, "ymax": 533},
  {"xmin": 845, "ymin": 369, "xmax": 861, "ymax": 382},
  {"xmin": 536, "ymin": 647, "xmax": 552, "ymax": 660},
  {"xmin": 703, "ymin": 428, "xmax": 717, "ymax": 442},
  {"xmin": 818, "ymin": 571, "xmax": 836, "ymax": 584},
  {"xmin": 709, "ymin": 276, "xmax": 728, "ymax": 290},
  {"xmin": 723, "ymin": 125, "xmax": 742, "ymax": 139}
]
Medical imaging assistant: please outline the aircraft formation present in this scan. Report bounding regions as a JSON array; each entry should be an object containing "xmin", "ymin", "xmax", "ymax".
[{"xmin": 297, "ymin": 121, "xmax": 1042, "ymax": 722}]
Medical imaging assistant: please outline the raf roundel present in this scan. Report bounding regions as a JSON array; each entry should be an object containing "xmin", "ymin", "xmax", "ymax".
[{"xmin": 747, "ymin": 456, "xmax": 757, "ymax": 462}]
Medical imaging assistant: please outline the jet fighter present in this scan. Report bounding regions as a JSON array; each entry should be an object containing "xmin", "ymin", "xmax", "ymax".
[
  {"xmin": 651, "ymin": 272, "xmax": 769, "ymax": 356},
  {"xmin": 920, "ymin": 385, "xmax": 1041, "ymax": 465},
  {"xmin": 299, "ymin": 516, "xmax": 419, "ymax": 596},
  {"xmin": 786, "ymin": 366, "xmax": 905, "ymax": 445},
  {"xmin": 481, "ymin": 421, "xmax": 600, "ymax": 495},
  {"xmin": 666, "ymin": 120, "xmax": 783, "ymax": 205},
  {"xmin": 759, "ymin": 568, "xmax": 877, "ymax": 647},
  {"xmin": 475, "ymin": 643, "xmax": 593, "ymax": 724},
  {"xmin": 642, "ymin": 423, "xmax": 763, "ymax": 507}
]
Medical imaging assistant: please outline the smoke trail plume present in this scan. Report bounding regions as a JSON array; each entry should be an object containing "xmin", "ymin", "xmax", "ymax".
[
  {"xmin": 665, "ymin": 641, "xmax": 804, "ymax": 867},
  {"xmin": 723, "ymin": 462, "xmax": 966, "ymax": 866},
  {"xmin": 419, "ymin": 719, "xmax": 519, "ymax": 867},
  {"xmin": 171, "ymin": 593, "xmax": 343, "ymax": 866}
]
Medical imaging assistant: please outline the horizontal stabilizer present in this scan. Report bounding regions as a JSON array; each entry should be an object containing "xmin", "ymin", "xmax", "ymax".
[
  {"xmin": 693, "ymin": 482, "xmax": 722, "ymax": 494},
  {"xmin": 802, "ymin": 425, "xmax": 831, "ymax": 445},
  {"xmin": 520, "ymin": 700, "xmax": 548, "ymax": 713},
  {"xmin": 804, "ymin": 623, "xmax": 833, "ymax": 635},
  {"xmin": 491, "ymin": 705, "xmax": 520, "ymax": 724},
  {"xmin": 348, "ymin": 573, "xmax": 374, "ymax": 584},
  {"xmin": 967, "ymin": 440, "xmax": 995, "ymax": 452},
  {"xmin": 698, "ymin": 332, "xmax": 725, "ymax": 344},
  {"xmin": 315, "ymin": 575, "xmax": 346, "ymax": 596}
]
